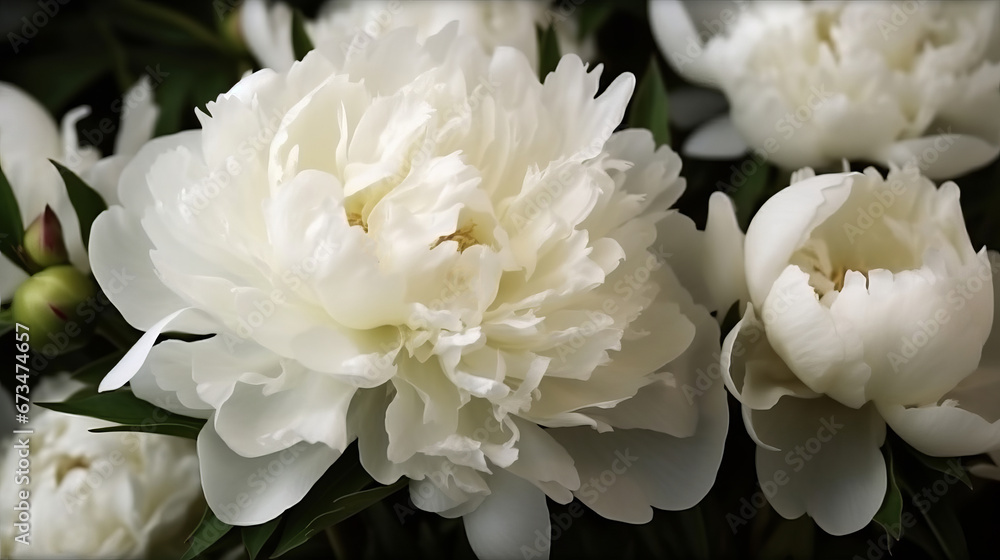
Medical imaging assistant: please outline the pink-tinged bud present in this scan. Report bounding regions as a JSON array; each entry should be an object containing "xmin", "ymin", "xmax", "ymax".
[
  {"xmin": 11, "ymin": 265, "xmax": 95, "ymax": 351},
  {"xmin": 23, "ymin": 206, "xmax": 68, "ymax": 268}
]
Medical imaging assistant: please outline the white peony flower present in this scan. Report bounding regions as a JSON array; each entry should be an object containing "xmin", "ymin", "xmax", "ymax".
[
  {"xmin": 0, "ymin": 376, "xmax": 202, "ymax": 559},
  {"xmin": 721, "ymin": 165, "xmax": 1000, "ymax": 535},
  {"xmin": 649, "ymin": 0, "xmax": 1000, "ymax": 179},
  {"xmin": 89, "ymin": 25, "xmax": 744, "ymax": 558},
  {"xmin": 0, "ymin": 79, "xmax": 159, "ymax": 299},
  {"xmin": 240, "ymin": 0, "xmax": 591, "ymax": 73}
]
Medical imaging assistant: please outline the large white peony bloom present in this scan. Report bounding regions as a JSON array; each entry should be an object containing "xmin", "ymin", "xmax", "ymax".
[
  {"xmin": 721, "ymin": 165, "xmax": 1000, "ymax": 535},
  {"xmin": 240, "ymin": 0, "xmax": 591, "ymax": 73},
  {"xmin": 0, "ymin": 376, "xmax": 202, "ymax": 559},
  {"xmin": 649, "ymin": 0, "xmax": 1000, "ymax": 179},
  {"xmin": 0, "ymin": 79, "xmax": 159, "ymax": 298},
  {"xmin": 90, "ymin": 25, "xmax": 744, "ymax": 558}
]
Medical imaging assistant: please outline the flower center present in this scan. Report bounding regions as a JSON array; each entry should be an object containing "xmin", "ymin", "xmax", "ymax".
[
  {"xmin": 347, "ymin": 212, "xmax": 368, "ymax": 232},
  {"xmin": 432, "ymin": 222, "xmax": 481, "ymax": 252},
  {"xmin": 790, "ymin": 239, "xmax": 872, "ymax": 299}
]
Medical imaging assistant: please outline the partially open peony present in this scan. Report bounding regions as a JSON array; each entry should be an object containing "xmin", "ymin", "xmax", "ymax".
[
  {"xmin": 90, "ymin": 25, "xmax": 744, "ymax": 558},
  {"xmin": 0, "ymin": 376, "xmax": 202, "ymax": 559},
  {"xmin": 722, "ymin": 165, "xmax": 1000, "ymax": 535},
  {"xmin": 649, "ymin": 0, "xmax": 1000, "ymax": 179}
]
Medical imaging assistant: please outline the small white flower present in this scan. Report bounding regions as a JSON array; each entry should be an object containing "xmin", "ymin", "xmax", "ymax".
[
  {"xmin": 240, "ymin": 0, "xmax": 592, "ymax": 73},
  {"xmin": 0, "ymin": 79, "xmax": 159, "ymax": 298},
  {"xmin": 90, "ymin": 26, "xmax": 743, "ymax": 558},
  {"xmin": 721, "ymin": 165, "xmax": 1000, "ymax": 535},
  {"xmin": 649, "ymin": 0, "xmax": 1000, "ymax": 179},
  {"xmin": 0, "ymin": 376, "xmax": 202, "ymax": 559}
]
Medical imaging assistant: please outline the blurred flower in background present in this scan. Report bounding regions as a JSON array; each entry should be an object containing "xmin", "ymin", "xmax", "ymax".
[
  {"xmin": 0, "ymin": 375, "xmax": 202, "ymax": 559},
  {"xmin": 649, "ymin": 0, "xmax": 1000, "ymax": 179},
  {"xmin": 239, "ymin": 0, "xmax": 593, "ymax": 72}
]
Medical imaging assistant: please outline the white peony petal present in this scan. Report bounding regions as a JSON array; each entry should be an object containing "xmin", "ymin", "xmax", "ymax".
[
  {"xmin": 99, "ymin": 308, "xmax": 193, "ymax": 392},
  {"xmin": 648, "ymin": 0, "xmax": 725, "ymax": 87},
  {"xmin": 682, "ymin": 115, "xmax": 748, "ymax": 160},
  {"xmin": 878, "ymin": 272, "xmax": 1000, "ymax": 456},
  {"xmin": 703, "ymin": 191, "xmax": 749, "ymax": 313},
  {"xmin": 130, "ymin": 339, "xmax": 214, "ymax": 418},
  {"xmin": 551, "ymin": 301, "xmax": 729, "ymax": 522},
  {"xmin": 241, "ymin": 0, "xmax": 296, "ymax": 72},
  {"xmin": 463, "ymin": 469, "xmax": 551, "ymax": 560},
  {"xmin": 879, "ymin": 133, "xmax": 1000, "ymax": 181},
  {"xmin": 747, "ymin": 396, "xmax": 887, "ymax": 536},
  {"xmin": 197, "ymin": 420, "xmax": 340, "ymax": 526},
  {"xmin": 214, "ymin": 367, "xmax": 357, "ymax": 458},
  {"xmin": 721, "ymin": 304, "xmax": 819, "ymax": 411},
  {"xmin": 761, "ymin": 265, "xmax": 870, "ymax": 408},
  {"xmin": 114, "ymin": 76, "xmax": 160, "ymax": 157},
  {"xmin": 89, "ymin": 206, "xmax": 198, "ymax": 332},
  {"xmin": 743, "ymin": 172, "xmax": 854, "ymax": 307}
]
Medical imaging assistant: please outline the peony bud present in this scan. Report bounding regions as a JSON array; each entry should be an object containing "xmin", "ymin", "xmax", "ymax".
[
  {"xmin": 23, "ymin": 206, "xmax": 68, "ymax": 268},
  {"xmin": 11, "ymin": 265, "xmax": 95, "ymax": 351}
]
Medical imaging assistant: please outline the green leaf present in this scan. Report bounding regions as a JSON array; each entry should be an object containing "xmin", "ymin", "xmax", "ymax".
[
  {"xmin": 537, "ymin": 24, "xmax": 562, "ymax": 81},
  {"xmin": 291, "ymin": 9, "xmax": 315, "ymax": 62},
  {"xmin": 628, "ymin": 58, "xmax": 671, "ymax": 148},
  {"xmin": 89, "ymin": 423, "xmax": 201, "ymax": 439},
  {"xmin": 0, "ymin": 159, "xmax": 27, "ymax": 272},
  {"xmin": 36, "ymin": 390, "xmax": 205, "ymax": 434},
  {"xmin": 109, "ymin": 0, "xmax": 237, "ymax": 56},
  {"xmin": 50, "ymin": 161, "xmax": 107, "ymax": 247},
  {"xmin": 243, "ymin": 518, "xmax": 281, "ymax": 560},
  {"xmin": 905, "ymin": 447, "xmax": 973, "ymax": 490},
  {"xmin": 70, "ymin": 352, "xmax": 126, "ymax": 386},
  {"xmin": 272, "ymin": 480, "xmax": 405, "ymax": 557},
  {"xmin": 182, "ymin": 508, "xmax": 233, "ymax": 560},
  {"xmin": 874, "ymin": 444, "xmax": 904, "ymax": 540},
  {"xmin": 271, "ymin": 446, "xmax": 406, "ymax": 557}
]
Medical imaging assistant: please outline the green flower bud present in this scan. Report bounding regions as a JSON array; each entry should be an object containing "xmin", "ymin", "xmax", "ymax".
[
  {"xmin": 23, "ymin": 206, "xmax": 68, "ymax": 268},
  {"xmin": 11, "ymin": 265, "xmax": 96, "ymax": 351}
]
